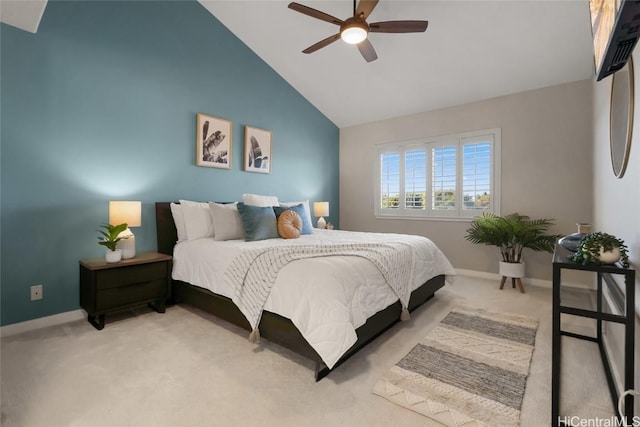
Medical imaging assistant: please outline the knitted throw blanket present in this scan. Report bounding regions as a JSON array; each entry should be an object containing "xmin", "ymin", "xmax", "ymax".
[{"xmin": 224, "ymin": 242, "xmax": 416, "ymax": 343}]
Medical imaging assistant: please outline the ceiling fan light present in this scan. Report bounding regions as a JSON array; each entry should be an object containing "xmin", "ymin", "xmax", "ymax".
[{"xmin": 341, "ymin": 26, "xmax": 367, "ymax": 44}]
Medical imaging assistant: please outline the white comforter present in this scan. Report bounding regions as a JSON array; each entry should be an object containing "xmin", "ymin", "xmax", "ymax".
[{"xmin": 172, "ymin": 229, "xmax": 456, "ymax": 368}]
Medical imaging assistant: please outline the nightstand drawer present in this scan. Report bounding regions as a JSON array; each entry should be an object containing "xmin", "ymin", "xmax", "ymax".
[
  {"xmin": 79, "ymin": 252, "xmax": 172, "ymax": 330},
  {"xmin": 96, "ymin": 263, "xmax": 166, "ymax": 290},
  {"xmin": 96, "ymin": 279, "xmax": 165, "ymax": 310}
]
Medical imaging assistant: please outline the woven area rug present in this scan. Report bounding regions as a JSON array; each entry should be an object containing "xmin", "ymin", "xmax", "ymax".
[{"xmin": 373, "ymin": 306, "xmax": 539, "ymax": 427}]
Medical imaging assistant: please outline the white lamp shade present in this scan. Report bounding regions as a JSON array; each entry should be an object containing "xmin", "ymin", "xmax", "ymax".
[
  {"xmin": 109, "ymin": 201, "xmax": 141, "ymax": 227},
  {"xmin": 341, "ymin": 26, "xmax": 367, "ymax": 44},
  {"xmin": 313, "ymin": 202, "xmax": 329, "ymax": 217}
]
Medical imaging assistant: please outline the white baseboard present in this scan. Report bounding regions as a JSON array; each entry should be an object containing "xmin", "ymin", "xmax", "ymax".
[
  {"xmin": 0, "ymin": 269, "xmax": 596, "ymax": 338},
  {"xmin": 0, "ymin": 309, "xmax": 85, "ymax": 337},
  {"xmin": 454, "ymin": 268, "xmax": 591, "ymax": 290}
]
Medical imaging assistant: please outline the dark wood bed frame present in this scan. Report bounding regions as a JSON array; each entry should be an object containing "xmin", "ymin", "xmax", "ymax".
[{"xmin": 155, "ymin": 202, "xmax": 445, "ymax": 380}]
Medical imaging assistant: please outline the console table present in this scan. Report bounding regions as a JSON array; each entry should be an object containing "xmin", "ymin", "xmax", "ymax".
[{"xmin": 552, "ymin": 244, "xmax": 635, "ymax": 426}]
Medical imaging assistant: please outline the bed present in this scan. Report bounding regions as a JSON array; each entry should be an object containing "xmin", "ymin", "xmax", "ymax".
[{"xmin": 155, "ymin": 201, "xmax": 455, "ymax": 380}]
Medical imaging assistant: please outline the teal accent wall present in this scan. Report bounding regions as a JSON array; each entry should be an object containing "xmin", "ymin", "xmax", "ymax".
[{"xmin": 0, "ymin": 1, "xmax": 339, "ymax": 326}]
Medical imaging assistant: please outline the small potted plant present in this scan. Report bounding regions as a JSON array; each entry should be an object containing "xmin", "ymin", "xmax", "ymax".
[
  {"xmin": 571, "ymin": 232, "xmax": 629, "ymax": 267},
  {"xmin": 465, "ymin": 213, "xmax": 561, "ymax": 289},
  {"xmin": 98, "ymin": 223, "xmax": 128, "ymax": 263}
]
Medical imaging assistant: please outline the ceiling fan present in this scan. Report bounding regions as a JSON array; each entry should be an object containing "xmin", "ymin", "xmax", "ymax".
[{"xmin": 287, "ymin": 0, "xmax": 428, "ymax": 63}]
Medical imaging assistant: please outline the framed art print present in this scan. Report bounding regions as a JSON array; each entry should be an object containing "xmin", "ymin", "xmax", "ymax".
[
  {"xmin": 196, "ymin": 113, "xmax": 232, "ymax": 169},
  {"xmin": 244, "ymin": 126, "xmax": 272, "ymax": 174}
]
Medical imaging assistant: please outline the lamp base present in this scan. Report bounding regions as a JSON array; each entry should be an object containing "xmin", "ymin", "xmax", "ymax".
[
  {"xmin": 116, "ymin": 229, "xmax": 136, "ymax": 259},
  {"xmin": 317, "ymin": 217, "xmax": 326, "ymax": 229}
]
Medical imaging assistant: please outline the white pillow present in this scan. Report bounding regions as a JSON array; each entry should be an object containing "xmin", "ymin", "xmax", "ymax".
[
  {"xmin": 179, "ymin": 199, "xmax": 207, "ymax": 206},
  {"xmin": 170, "ymin": 203, "xmax": 187, "ymax": 242},
  {"xmin": 209, "ymin": 202, "xmax": 245, "ymax": 241},
  {"xmin": 242, "ymin": 193, "xmax": 280, "ymax": 207},
  {"xmin": 180, "ymin": 200, "xmax": 214, "ymax": 240},
  {"xmin": 280, "ymin": 200, "xmax": 312, "ymax": 229}
]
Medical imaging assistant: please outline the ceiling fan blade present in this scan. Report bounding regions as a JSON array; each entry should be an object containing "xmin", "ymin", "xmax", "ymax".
[
  {"xmin": 369, "ymin": 20, "xmax": 429, "ymax": 33},
  {"xmin": 288, "ymin": 2, "xmax": 344, "ymax": 26},
  {"xmin": 357, "ymin": 39, "xmax": 378, "ymax": 62},
  {"xmin": 302, "ymin": 33, "xmax": 342, "ymax": 54},
  {"xmin": 356, "ymin": 0, "xmax": 379, "ymax": 20}
]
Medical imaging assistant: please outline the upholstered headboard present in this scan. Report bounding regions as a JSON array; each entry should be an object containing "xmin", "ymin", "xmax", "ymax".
[{"xmin": 155, "ymin": 202, "xmax": 177, "ymax": 256}]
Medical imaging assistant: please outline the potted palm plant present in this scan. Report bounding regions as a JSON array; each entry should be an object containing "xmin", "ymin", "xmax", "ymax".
[
  {"xmin": 98, "ymin": 223, "xmax": 128, "ymax": 263},
  {"xmin": 465, "ymin": 213, "xmax": 561, "ymax": 291}
]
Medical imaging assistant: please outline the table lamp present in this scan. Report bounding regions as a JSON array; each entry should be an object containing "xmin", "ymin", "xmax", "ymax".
[
  {"xmin": 313, "ymin": 201, "xmax": 329, "ymax": 229},
  {"xmin": 109, "ymin": 201, "xmax": 141, "ymax": 259}
]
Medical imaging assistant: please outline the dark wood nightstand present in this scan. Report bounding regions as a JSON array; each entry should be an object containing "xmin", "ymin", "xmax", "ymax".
[{"xmin": 79, "ymin": 252, "xmax": 172, "ymax": 330}]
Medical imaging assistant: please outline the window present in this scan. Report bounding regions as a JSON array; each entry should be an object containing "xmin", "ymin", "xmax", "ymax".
[
  {"xmin": 380, "ymin": 152, "xmax": 400, "ymax": 208},
  {"xmin": 375, "ymin": 129, "xmax": 500, "ymax": 220}
]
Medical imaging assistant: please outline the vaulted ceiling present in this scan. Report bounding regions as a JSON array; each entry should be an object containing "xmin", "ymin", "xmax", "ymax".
[
  {"xmin": 1, "ymin": 0, "xmax": 596, "ymax": 128},
  {"xmin": 0, "ymin": 0, "xmax": 47, "ymax": 33},
  {"xmin": 201, "ymin": 0, "xmax": 595, "ymax": 127}
]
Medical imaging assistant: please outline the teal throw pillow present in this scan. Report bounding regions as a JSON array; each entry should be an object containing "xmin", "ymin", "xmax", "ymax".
[{"xmin": 237, "ymin": 203, "xmax": 279, "ymax": 241}]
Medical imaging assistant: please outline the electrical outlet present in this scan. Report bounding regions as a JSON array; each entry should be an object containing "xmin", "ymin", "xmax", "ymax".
[{"xmin": 30, "ymin": 285, "xmax": 43, "ymax": 301}]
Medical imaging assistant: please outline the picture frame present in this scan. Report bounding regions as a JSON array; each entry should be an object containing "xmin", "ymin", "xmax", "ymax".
[
  {"xmin": 196, "ymin": 113, "xmax": 232, "ymax": 169},
  {"xmin": 244, "ymin": 126, "xmax": 272, "ymax": 174}
]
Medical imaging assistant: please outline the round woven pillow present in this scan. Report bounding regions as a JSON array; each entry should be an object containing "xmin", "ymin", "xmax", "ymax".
[{"xmin": 277, "ymin": 210, "xmax": 302, "ymax": 239}]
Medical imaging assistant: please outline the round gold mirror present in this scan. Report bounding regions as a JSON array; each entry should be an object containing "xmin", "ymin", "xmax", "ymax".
[{"xmin": 610, "ymin": 56, "xmax": 634, "ymax": 178}]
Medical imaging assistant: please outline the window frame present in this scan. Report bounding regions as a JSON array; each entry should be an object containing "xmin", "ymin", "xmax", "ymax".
[{"xmin": 374, "ymin": 128, "xmax": 501, "ymax": 221}]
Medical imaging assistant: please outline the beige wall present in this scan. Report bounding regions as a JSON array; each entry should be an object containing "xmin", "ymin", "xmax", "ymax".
[
  {"xmin": 592, "ymin": 52, "xmax": 640, "ymax": 413},
  {"xmin": 340, "ymin": 79, "xmax": 593, "ymax": 281},
  {"xmin": 593, "ymin": 51, "xmax": 640, "ymax": 317}
]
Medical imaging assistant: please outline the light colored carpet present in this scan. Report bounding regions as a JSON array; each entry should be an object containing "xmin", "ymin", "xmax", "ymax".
[
  {"xmin": 1, "ymin": 275, "xmax": 615, "ymax": 426},
  {"xmin": 373, "ymin": 306, "xmax": 538, "ymax": 426}
]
